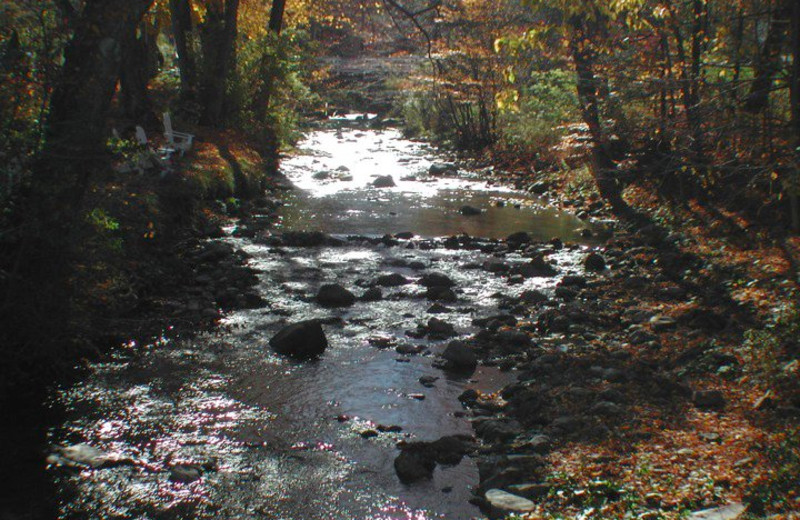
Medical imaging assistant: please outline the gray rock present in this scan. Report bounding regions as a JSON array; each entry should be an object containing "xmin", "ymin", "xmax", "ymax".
[
  {"xmin": 372, "ymin": 175, "xmax": 396, "ymax": 188},
  {"xmin": 687, "ymin": 503, "xmax": 746, "ymax": 520},
  {"xmin": 419, "ymin": 375, "xmax": 439, "ymax": 387},
  {"xmin": 169, "ymin": 464, "xmax": 203, "ymax": 483},
  {"xmin": 316, "ymin": 284, "xmax": 356, "ymax": 307},
  {"xmin": 269, "ymin": 320, "xmax": 328, "ymax": 359},
  {"xmin": 460, "ymin": 205, "xmax": 482, "ymax": 216},
  {"xmin": 484, "ymin": 489, "xmax": 535, "ymax": 516},
  {"xmin": 441, "ymin": 340, "xmax": 478, "ymax": 372},
  {"xmin": 47, "ymin": 444, "xmax": 126, "ymax": 469}
]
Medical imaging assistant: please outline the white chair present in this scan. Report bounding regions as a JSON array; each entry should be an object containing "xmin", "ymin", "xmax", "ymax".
[
  {"xmin": 162, "ymin": 112, "xmax": 194, "ymax": 156},
  {"xmin": 135, "ymin": 126, "xmax": 149, "ymax": 147}
]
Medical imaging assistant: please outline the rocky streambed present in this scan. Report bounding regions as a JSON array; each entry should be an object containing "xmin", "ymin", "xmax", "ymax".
[{"xmin": 45, "ymin": 122, "xmax": 732, "ymax": 519}]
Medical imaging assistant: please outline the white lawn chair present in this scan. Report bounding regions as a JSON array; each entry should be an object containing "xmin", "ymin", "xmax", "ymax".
[{"xmin": 162, "ymin": 112, "xmax": 194, "ymax": 156}]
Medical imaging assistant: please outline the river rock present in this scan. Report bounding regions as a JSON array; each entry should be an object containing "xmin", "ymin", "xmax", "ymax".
[
  {"xmin": 441, "ymin": 340, "xmax": 478, "ymax": 372},
  {"xmin": 650, "ymin": 314, "xmax": 677, "ymax": 331},
  {"xmin": 484, "ymin": 489, "xmax": 535, "ymax": 516},
  {"xmin": 361, "ymin": 287, "xmax": 383, "ymax": 301},
  {"xmin": 316, "ymin": 284, "xmax": 356, "ymax": 307},
  {"xmin": 429, "ymin": 162, "xmax": 457, "ymax": 176},
  {"xmin": 394, "ymin": 444, "xmax": 437, "ymax": 483},
  {"xmin": 169, "ymin": 464, "xmax": 203, "ymax": 483},
  {"xmin": 460, "ymin": 205, "xmax": 482, "ymax": 216},
  {"xmin": 427, "ymin": 318, "xmax": 457, "ymax": 339},
  {"xmin": 376, "ymin": 273, "xmax": 410, "ymax": 287},
  {"xmin": 269, "ymin": 320, "xmax": 328, "ymax": 359},
  {"xmin": 484, "ymin": 259, "xmax": 510, "ymax": 274},
  {"xmin": 584, "ymin": 252, "xmax": 606, "ymax": 271},
  {"xmin": 429, "ymin": 435, "xmax": 476, "ymax": 465},
  {"xmin": 419, "ymin": 272, "xmax": 456, "ymax": 288},
  {"xmin": 47, "ymin": 444, "xmax": 128, "ymax": 469},
  {"xmin": 426, "ymin": 286, "xmax": 457, "ymax": 302},
  {"xmin": 520, "ymin": 290, "xmax": 548, "ymax": 304},
  {"xmin": 372, "ymin": 175, "xmax": 396, "ymax": 188},
  {"xmin": 473, "ymin": 418, "xmax": 522, "ymax": 442},
  {"xmin": 687, "ymin": 503, "xmax": 746, "ymax": 520},
  {"xmin": 506, "ymin": 231, "xmax": 531, "ymax": 247},
  {"xmin": 419, "ymin": 375, "xmax": 439, "ymax": 387}
]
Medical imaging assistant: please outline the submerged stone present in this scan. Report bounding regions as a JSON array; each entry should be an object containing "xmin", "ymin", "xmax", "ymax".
[{"xmin": 269, "ymin": 320, "xmax": 328, "ymax": 359}]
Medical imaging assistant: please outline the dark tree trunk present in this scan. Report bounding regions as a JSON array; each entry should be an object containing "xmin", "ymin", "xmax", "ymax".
[
  {"xmin": 253, "ymin": 0, "xmax": 288, "ymax": 129},
  {"xmin": 269, "ymin": 0, "xmax": 287, "ymax": 34},
  {"xmin": 169, "ymin": 0, "xmax": 197, "ymax": 100},
  {"xmin": 745, "ymin": 5, "xmax": 790, "ymax": 113},
  {"xmin": 568, "ymin": 28, "xmax": 636, "ymax": 219},
  {"xmin": 199, "ymin": 0, "xmax": 239, "ymax": 126},
  {"xmin": 120, "ymin": 22, "xmax": 159, "ymax": 121}
]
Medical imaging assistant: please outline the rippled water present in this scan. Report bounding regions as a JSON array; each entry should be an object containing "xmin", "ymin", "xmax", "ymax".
[{"xmin": 49, "ymin": 123, "xmax": 594, "ymax": 519}]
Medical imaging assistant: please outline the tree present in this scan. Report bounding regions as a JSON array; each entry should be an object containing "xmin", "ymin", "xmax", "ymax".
[
  {"xmin": 8, "ymin": 0, "xmax": 155, "ymax": 351},
  {"xmin": 198, "ymin": 0, "xmax": 240, "ymax": 125}
]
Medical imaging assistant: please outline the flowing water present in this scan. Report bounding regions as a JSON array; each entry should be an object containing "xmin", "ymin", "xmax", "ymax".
[{"xmin": 48, "ymin": 122, "xmax": 597, "ymax": 519}]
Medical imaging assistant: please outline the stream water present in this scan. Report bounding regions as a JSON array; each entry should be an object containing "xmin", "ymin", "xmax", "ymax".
[{"xmin": 48, "ymin": 122, "xmax": 596, "ymax": 519}]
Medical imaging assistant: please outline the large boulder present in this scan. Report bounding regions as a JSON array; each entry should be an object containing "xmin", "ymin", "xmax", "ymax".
[
  {"xmin": 269, "ymin": 320, "xmax": 328, "ymax": 359},
  {"xmin": 316, "ymin": 284, "xmax": 356, "ymax": 307}
]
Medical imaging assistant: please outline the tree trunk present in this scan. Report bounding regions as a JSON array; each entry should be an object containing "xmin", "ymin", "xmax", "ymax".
[
  {"xmin": 269, "ymin": 0, "xmax": 287, "ymax": 35},
  {"xmin": 745, "ymin": 5, "xmax": 790, "ymax": 113},
  {"xmin": 120, "ymin": 22, "xmax": 159, "ymax": 121},
  {"xmin": 568, "ymin": 29, "xmax": 636, "ymax": 219},
  {"xmin": 199, "ymin": 0, "xmax": 239, "ymax": 126},
  {"xmin": 169, "ymin": 0, "xmax": 197, "ymax": 100},
  {"xmin": 253, "ymin": 0, "xmax": 287, "ymax": 129}
]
